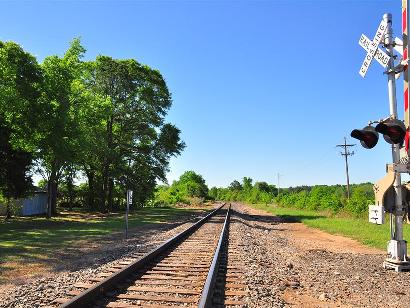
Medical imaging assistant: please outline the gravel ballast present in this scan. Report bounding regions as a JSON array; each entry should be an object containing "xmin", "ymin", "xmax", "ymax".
[{"xmin": 2, "ymin": 203, "xmax": 410, "ymax": 307}]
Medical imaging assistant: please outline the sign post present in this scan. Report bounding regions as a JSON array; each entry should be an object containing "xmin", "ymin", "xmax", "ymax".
[
  {"xmin": 125, "ymin": 189, "xmax": 133, "ymax": 239},
  {"xmin": 381, "ymin": 13, "xmax": 409, "ymax": 271}
]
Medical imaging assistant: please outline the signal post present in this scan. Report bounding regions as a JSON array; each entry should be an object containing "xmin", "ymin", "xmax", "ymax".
[
  {"xmin": 383, "ymin": 12, "xmax": 407, "ymax": 270},
  {"xmin": 351, "ymin": 7, "xmax": 410, "ymax": 271}
]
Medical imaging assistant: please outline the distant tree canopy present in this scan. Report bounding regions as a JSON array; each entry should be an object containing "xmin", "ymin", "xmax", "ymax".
[
  {"xmin": 209, "ymin": 177, "xmax": 277, "ymax": 205},
  {"xmin": 155, "ymin": 171, "xmax": 209, "ymax": 206},
  {"xmin": 0, "ymin": 39, "xmax": 184, "ymax": 217},
  {"xmin": 228, "ymin": 180, "xmax": 242, "ymax": 191},
  {"xmin": 272, "ymin": 183, "xmax": 374, "ymax": 215},
  {"xmin": 210, "ymin": 177, "xmax": 375, "ymax": 215},
  {"xmin": 153, "ymin": 171, "xmax": 374, "ymax": 216}
]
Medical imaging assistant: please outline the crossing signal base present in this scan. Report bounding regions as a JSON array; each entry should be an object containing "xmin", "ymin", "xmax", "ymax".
[{"xmin": 383, "ymin": 241, "xmax": 410, "ymax": 272}]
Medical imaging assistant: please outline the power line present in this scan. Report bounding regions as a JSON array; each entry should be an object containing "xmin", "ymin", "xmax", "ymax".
[{"xmin": 336, "ymin": 137, "xmax": 355, "ymax": 199}]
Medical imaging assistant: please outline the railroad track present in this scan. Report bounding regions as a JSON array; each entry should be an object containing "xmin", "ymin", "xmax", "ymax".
[{"xmin": 54, "ymin": 203, "xmax": 247, "ymax": 307}]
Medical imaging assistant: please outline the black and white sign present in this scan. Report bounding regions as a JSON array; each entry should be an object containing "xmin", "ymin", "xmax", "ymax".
[
  {"xmin": 359, "ymin": 19, "xmax": 388, "ymax": 77},
  {"xmin": 369, "ymin": 204, "xmax": 384, "ymax": 224},
  {"xmin": 359, "ymin": 34, "xmax": 390, "ymax": 68},
  {"xmin": 127, "ymin": 190, "xmax": 133, "ymax": 206}
]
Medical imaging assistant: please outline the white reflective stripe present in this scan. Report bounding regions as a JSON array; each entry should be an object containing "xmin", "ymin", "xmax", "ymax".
[{"xmin": 394, "ymin": 37, "xmax": 403, "ymax": 55}]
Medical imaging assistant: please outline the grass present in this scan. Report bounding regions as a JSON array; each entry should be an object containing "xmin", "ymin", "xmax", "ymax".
[
  {"xmin": 0, "ymin": 206, "xmax": 206, "ymax": 276},
  {"xmin": 247, "ymin": 203, "xmax": 410, "ymax": 251}
]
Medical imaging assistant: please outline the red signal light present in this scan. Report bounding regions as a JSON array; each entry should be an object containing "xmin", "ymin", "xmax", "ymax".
[
  {"xmin": 351, "ymin": 126, "xmax": 379, "ymax": 149},
  {"xmin": 375, "ymin": 119, "xmax": 406, "ymax": 145}
]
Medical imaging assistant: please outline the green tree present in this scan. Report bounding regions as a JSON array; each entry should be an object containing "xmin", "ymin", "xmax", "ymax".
[
  {"xmin": 38, "ymin": 38, "xmax": 86, "ymax": 217},
  {"xmin": 0, "ymin": 41, "xmax": 42, "ymax": 218},
  {"xmin": 208, "ymin": 187, "xmax": 218, "ymax": 200},
  {"xmin": 83, "ymin": 55, "xmax": 184, "ymax": 211},
  {"xmin": 254, "ymin": 181, "xmax": 276, "ymax": 194},
  {"xmin": 229, "ymin": 180, "xmax": 243, "ymax": 191},
  {"xmin": 154, "ymin": 171, "xmax": 209, "ymax": 205},
  {"xmin": 1, "ymin": 39, "xmax": 184, "ymax": 214},
  {"xmin": 242, "ymin": 177, "xmax": 253, "ymax": 191},
  {"xmin": 0, "ymin": 41, "xmax": 43, "ymax": 149},
  {"xmin": 0, "ymin": 118, "xmax": 33, "ymax": 219},
  {"xmin": 176, "ymin": 171, "xmax": 209, "ymax": 198},
  {"xmin": 346, "ymin": 184, "xmax": 374, "ymax": 215}
]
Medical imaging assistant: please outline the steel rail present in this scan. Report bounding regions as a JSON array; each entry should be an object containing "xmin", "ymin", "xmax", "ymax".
[
  {"xmin": 60, "ymin": 203, "xmax": 226, "ymax": 308},
  {"xmin": 198, "ymin": 204, "xmax": 231, "ymax": 308}
]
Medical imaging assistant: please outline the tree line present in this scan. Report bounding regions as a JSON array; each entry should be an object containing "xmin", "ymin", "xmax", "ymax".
[
  {"xmin": 155, "ymin": 173, "xmax": 375, "ymax": 216},
  {"xmin": 275, "ymin": 183, "xmax": 374, "ymax": 215},
  {"xmin": 0, "ymin": 39, "xmax": 184, "ymax": 218},
  {"xmin": 208, "ymin": 177, "xmax": 278, "ymax": 204},
  {"xmin": 155, "ymin": 171, "xmax": 209, "ymax": 206}
]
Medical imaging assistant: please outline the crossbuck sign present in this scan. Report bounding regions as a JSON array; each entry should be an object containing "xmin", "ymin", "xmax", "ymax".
[{"xmin": 359, "ymin": 19, "xmax": 390, "ymax": 77}]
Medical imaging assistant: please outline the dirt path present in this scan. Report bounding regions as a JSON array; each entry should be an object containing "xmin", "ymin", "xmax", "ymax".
[
  {"xmin": 243, "ymin": 205, "xmax": 381, "ymax": 255},
  {"xmin": 235, "ymin": 203, "xmax": 408, "ymax": 308}
]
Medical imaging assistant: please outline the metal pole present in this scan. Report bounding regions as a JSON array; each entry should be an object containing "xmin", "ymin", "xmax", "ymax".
[
  {"xmin": 125, "ymin": 159, "xmax": 131, "ymax": 240},
  {"xmin": 126, "ymin": 190, "xmax": 130, "ymax": 239},
  {"xmin": 403, "ymin": 0, "xmax": 410, "ymax": 156},
  {"xmin": 384, "ymin": 13, "xmax": 407, "ymax": 263}
]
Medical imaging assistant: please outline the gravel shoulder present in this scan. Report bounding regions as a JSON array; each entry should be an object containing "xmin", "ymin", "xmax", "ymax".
[{"xmin": 232, "ymin": 203, "xmax": 410, "ymax": 307}]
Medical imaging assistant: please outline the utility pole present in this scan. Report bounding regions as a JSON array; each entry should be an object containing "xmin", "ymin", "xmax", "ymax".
[{"xmin": 336, "ymin": 137, "xmax": 355, "ymax": 199}]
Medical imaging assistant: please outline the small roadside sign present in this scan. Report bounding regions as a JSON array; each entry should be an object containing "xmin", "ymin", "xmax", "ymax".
[
  {"xmin": 369, "ymin": 204, "xmax": 384, "ymax": 224},
  {"xmin": 125, "ymin": 189, "xmax": 133, "ymax": 239},
  {"xmin": 127, "ymin": 190, "xmax": 133, "ymax": 206}
]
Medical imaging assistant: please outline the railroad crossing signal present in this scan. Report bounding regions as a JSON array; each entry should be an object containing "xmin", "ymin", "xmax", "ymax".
[
  {"xmin": 359, "ymin": 19, "xmax": 389, "ymax": 77},
  {"xmin": 375, "ymin": 119, "xmax": 406, "ymax": 145},
  {"xmin": 351, "ymin": 120, "xmax": 406, "ymax": 149},
  {"xmin": 357, "ymin": 20, "xmax": 405, "ymax": 78},
  {"xmin": 353, "ymin": 11, "xmax": 410, "ymax": 272},
  {"xmin": 359, "ymin": 34, "xmax": 390, "ymax": 70},
  {"xmin": 350, "ymin": 126, "xmax": 379, "ymax": 149},
  {"xmin": 358, "ymin": 35, "xmax": 404, "ymax": 74}
]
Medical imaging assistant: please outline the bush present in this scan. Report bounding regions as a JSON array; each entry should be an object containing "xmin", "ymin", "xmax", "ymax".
[{"xmin": 274, "ymin": 183, "xmax": 374, "ymax": 215}]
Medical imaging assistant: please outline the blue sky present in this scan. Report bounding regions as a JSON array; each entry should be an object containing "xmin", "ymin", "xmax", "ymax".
[{"xmin": 0, "ymin": 0, "xmax": 407, "ymax": 188}]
